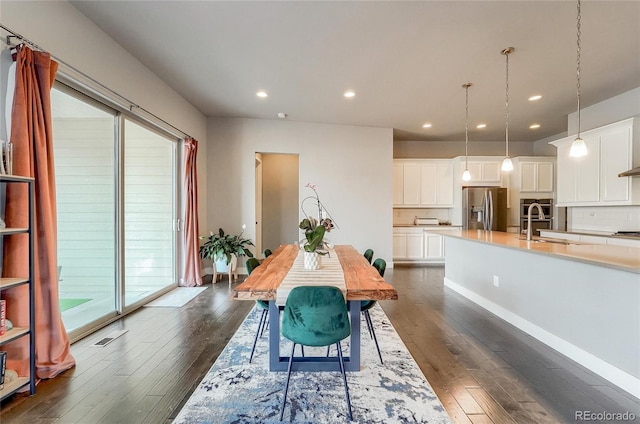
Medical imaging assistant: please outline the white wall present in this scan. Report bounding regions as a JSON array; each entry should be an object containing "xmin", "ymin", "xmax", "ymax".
[
  {"xmin": 569, "ymin": 206, "xmax": 640, "ymax": 233},
  {"xmin": 0, "ymin": 0, "xmax": 209, "ymax": 230},
  {"xmin": 393, "ymin": 140, "xmax": 535, "ymax": 159},
  {"xmin": 532, "ymin": 132, "xmax": 563, "ymax": 156},
  {"xmin": 567, "ymin": 87, "xmax": 640, "ymax": 135},
  {"xmin": 207, "ymin": 118, "xmax": 394, "ymax": 263}
]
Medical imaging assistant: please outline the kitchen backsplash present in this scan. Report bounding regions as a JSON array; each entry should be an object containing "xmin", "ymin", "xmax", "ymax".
[
  {"xmin": 569, "ymin": 206, "xmax": 640, "ymax": 232},
  {"xmin": 393, "ymin": 208, "xmax": 452, "ymax": 226}
]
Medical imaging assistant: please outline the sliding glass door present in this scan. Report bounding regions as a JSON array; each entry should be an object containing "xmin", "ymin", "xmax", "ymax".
[
  {"xmin": 124, "ymin": 120, "xmax": 176, "ymax": 306},
  {"xmin": 51, "ymin": 87, "xmax": 118, "ymax": 333},
  {"xmin": 51, "ymin": 84, "xmax": 178, "ymax": 337}
]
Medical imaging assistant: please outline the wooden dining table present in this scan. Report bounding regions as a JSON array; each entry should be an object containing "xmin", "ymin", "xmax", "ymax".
[{"xmin": 233, "ymin": 244, "xmax": 398, "ymax": 372}]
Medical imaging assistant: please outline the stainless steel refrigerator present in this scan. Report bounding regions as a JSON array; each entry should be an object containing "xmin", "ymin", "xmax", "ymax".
[{"xmin": 462, "ymin": 187, "xmax": 507, "ymax": 231}]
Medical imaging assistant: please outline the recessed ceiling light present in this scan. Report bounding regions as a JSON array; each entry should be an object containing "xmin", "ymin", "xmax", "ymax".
[
  {"xmin": 528, "ymin": 95, "xmax": 542, "ymax": 101},
  {"xmin": 422, "ymin": 123, "xmax": 432, "ymax": 129},
  {"xmin": 476, "ymin": 123, "xmax": 487, "ymax": 129},
  {"xmin": 529, "ymin": 123, "xmax": 541, "ymax": 129},
  {"xmin": 343, "ymin": 90, "xmax": 355, "ymax": 98},
  {"xmin": 256, "ymin": 90, "xmax": 268, "ymax": 98}
]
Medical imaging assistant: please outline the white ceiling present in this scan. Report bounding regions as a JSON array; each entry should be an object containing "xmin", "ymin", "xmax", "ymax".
[{"xmin": 70, "ymin": 1, "xmax": 640, "ymax": 142}]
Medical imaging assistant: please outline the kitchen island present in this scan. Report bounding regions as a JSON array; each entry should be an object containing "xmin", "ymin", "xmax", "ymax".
[{"xmin": 440, "ymin": 229, "xmax": 640, "ymax": 399}]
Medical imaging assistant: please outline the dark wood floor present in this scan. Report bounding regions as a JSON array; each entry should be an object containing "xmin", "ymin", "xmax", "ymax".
[{"xmin": 1, "ymin": 267, "xmax": 638, "ymax": 423}]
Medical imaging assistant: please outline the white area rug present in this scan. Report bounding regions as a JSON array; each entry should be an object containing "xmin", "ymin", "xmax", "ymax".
[
  {"xmin": 144, "ymin": 287, "xmax": 207, "ymax": 308},
  {"xmin": 173, "ymin": 303, "xmax": 452, "ymax": 423}
]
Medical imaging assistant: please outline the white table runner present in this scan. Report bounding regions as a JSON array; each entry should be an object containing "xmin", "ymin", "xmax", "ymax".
[{"xmin": 275, "ymin": 249, "xmax": 346, "ymax": 305}]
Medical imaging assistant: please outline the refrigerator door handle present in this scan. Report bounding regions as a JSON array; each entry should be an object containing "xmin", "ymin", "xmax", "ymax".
[
  {"xmin": 482, "ymin": 191, "xmax": 488, "ymax": 230},
  {"xmin": 488, "ymin": 191, "xmax": 494, "ymax": 230}
]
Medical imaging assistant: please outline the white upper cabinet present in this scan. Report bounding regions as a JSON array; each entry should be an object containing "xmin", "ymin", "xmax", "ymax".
[
  {"xmin": 600, "ymin": 127, "xmax": 632, "ymax": 202},
  {"xmin": 420, "ymin": 162, "xmax": 454, "ymax": 206},
  {"xmin": 393, "ymin": 159, "xmax": 454, "ymax": 207},
  {"xmin": 520, "ymin": 161, "xmax": 554, "ymax": 192},
  {"xmin": 402, "ymin": 162, "xmax": 421, "ymax": 206},
  {"xmin": 466, "ymin": 161, "xmax": 501, "ymax": 184},
  {"xmin": 552, "ymin": 117, "xmax": 639, "ymax": 206},
  {"xmin": 392, "ymin": 163, "xmax": 404, "ymax": 206}
]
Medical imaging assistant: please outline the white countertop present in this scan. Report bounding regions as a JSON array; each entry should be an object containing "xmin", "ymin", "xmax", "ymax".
[
  {"xmin": 541, "ymin": 229, "xmax": 640, "ymax": 241},
  {"xmin": 439, "ymin": 229, "xmax": 640, "ymax": 274},
  {"xmin": 393, "ymin": 224, "xmax": 462, "ymax": 229}
]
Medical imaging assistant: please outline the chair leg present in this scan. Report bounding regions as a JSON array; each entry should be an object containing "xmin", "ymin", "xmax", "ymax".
[
  {"xmin": 326, "ymin": 345, "xmax": 331, "ymax": 357},
  {"xmin": 336, "ymin": 342, "xmax": 353, "ymax": 421},
  {"xmin": 280, "ymin": 342, "xmax": 296, "ymax": 421},
  {"xmin": 363, "ymin": 311, "xmax": 373, "ymax": 339},
  {"xmin": 364, "ymin": 310, "xmax": 383, "ymax": 364},
  {"xmin": 250, "ymin": 309, "xmax": 268, "ymax": 363},
  {"xmin": 259, "ymin": 310, "xmax": 269, "ymax": 338}
]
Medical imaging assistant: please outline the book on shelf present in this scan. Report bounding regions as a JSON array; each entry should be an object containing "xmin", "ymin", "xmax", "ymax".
[
  {"xmin": 0, "ymin": 140, "xmax": 13, "ymax": 175},
  {"xmin": 0, "ymin": 299, "xmax": 6, "ymax": 336},
  {"xmin": 0, "ymin": 351, "xmax": 6, "ymax": 386}
]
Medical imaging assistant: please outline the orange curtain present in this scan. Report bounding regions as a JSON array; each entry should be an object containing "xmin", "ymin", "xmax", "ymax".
[
  {"xmin": 180, "ymin": 137, "xmax": 202, "ymax": 286},
  {"xmin": 2, "ymin": 45, "xmax": 75, "ymax": 378}
]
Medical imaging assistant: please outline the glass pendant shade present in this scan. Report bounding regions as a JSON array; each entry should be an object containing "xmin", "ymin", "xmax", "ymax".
[
  {"xmin": 462, "ymin": 168, "xmax": 471, "ymax": 181},
  {"xmin": 501, "ymin": 157, "xmax": 514, "ymax": 172},
  {"xmin": 569, "ymin": 137, "xmax": 588, "ymax": 157}
]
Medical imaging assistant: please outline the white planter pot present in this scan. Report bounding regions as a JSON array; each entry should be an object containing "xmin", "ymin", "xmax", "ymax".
[
  {"xmin": 214, "ymin": 254, "xmax": 237, "ymax": 274},
  {"xmin": 303, "ymin": 251, "xmax": 321, "ymax": 270}
]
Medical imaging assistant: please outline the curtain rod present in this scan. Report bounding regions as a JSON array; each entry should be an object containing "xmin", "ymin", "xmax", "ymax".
[{"xmin": 0, "ymin": 22, "xmax": 193, "ymax": 140}]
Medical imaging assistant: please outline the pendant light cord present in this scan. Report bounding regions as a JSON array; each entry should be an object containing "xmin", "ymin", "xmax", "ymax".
[
  {"xmin": 504, "ymin": 50, "xmax": 510, "ymax": 157},
  {"xmin": 464, "ymin": 83, "xmax": 470, "ymax": 168},
  {"xmin": 576, "ymin": 0, "xmax": 582, "ymax": 138}
]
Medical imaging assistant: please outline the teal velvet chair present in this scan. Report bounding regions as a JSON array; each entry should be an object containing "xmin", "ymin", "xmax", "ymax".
[
  {"xmin": 246, "ymin": 257, "xmax": 268, "ymax": 363},
  {"xmin": 362, "ymin": 258, "xmax": 386, "ymax": 364},
  {"xmin": 280, "ymin": 286, "xmax": 353, "ymax": 421},
  {"xmin": 263, "ymin": 248, "xmax": 273, "ymax": 258},
  {"xmin": 363, "ymin": 248, "xmax": 374, "ymax": 264}
]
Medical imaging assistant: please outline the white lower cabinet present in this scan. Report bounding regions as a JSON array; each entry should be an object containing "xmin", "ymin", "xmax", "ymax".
[
  {"xmin": 406, "ymin": 233, "xmax": 424, "ymax": 259},
  {"xmin": 392, "ymin": 233, "xmax": 408, "ymax": 258},
  {"xmin": 393, "ymin": 230, "xmax": 424, "ymax": 259},
  {"xmin": 394, "ymin": 227, "xmax": 459, "ymax": 263},
  {"xmin": 424, "ymin": 233, "xmax": 444, "ymax": 260}
]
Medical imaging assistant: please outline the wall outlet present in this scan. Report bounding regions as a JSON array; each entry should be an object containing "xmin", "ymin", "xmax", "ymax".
[{"xmin": 493, "ymin": 275, "xmax": 500, "ymax": 287}]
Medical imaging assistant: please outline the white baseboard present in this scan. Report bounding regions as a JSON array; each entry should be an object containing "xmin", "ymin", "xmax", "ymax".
[{"xmin": 444, "ymin": 277, "xmax": 640, "ymax": 400}]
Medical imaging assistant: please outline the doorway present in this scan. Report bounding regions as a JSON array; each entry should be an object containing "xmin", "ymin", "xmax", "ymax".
[{"xmin": 255, "ymin": 153, "xmax": 299, "ymax": 257}]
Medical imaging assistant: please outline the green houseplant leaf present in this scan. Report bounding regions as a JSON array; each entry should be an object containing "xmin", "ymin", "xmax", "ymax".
[
  {"xmin": 303, "ymin": 224, "xmax": 325, "ymax": 253},
  {"xmin": 199, "ymin": 228, "xmax": 254, "ymax": 265}
]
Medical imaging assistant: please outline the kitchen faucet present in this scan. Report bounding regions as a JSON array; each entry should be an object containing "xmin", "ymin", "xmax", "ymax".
[{"xmin": 526, "ymin": 202, "xmax": 545, "ymax": 241}]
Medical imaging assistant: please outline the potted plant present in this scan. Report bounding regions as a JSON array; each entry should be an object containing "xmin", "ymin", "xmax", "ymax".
[
  {"xmin": 298, "ymin": 217, "xmax": 327, "ymax": 270},
  {"xmin": 200, "ymin": 228, "xmax": 254, "ymax": 275}
]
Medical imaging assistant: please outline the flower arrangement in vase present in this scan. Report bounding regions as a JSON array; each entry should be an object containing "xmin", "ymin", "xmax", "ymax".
[
  {"xmin": 299, "ymin": 217, "xmax": 326, "ymax": 270},
  {"xmin": 298, "ymin": 183, "xmax": 338, "ymax": 270}
]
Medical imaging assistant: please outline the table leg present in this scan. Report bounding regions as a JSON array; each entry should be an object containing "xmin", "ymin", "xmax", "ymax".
[
  {"xmin": 348, "ymin": 300, "xmax": 360, "ymax": 371},
  {"xmin": 269, "ymin": 301, "xmax": 280, "ymax": 371}
]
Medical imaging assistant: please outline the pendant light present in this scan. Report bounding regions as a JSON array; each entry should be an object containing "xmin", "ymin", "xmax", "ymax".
[
  {"xmin": 570, "ymin": 0, "xmax": 588, "ymax": 158},
  {"xmin": 501, "ymin": 47, "xmax": 514, "ymax": 172},
  {"xmin": 462, "ymin": 83, "xmax": 472, "ymax": 181}
]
